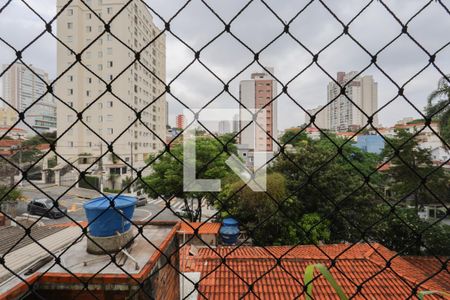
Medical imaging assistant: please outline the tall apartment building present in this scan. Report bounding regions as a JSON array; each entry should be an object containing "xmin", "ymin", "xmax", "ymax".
[
  {"xmin": 305, "ymin": 105, "xmax": 329, "ymax": 129},
  {"xmin": 56, "ymin": 0, "xmax": 167, "ymax": 172},
  {"xmin": 327, "ymin": 71, "xmax": 378, "ymax": 132},
  {"xmin": 218, "ymin": 120, "xmax": 231, "ymax": 135},
  {"xmin": 232, "ymin": 114, "xmax": 239, "ymax": 133},
  {"xmin": 1, "ymin": 63, "xmax": 56, "ymax": 133},
  {"xmin": 239, "ymin": 68, "xmax": 278, "ymax": 155},
  {"xmin": 175, "ymin": 114, "xmax": 185, "ymax": 129}
]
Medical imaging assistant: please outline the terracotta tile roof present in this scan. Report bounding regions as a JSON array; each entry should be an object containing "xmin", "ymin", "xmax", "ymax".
[
  {"xmin": 35, "ymin": 143, "xmax": 50, "ymax": 151},
  {"xmin": 0, "ymin": 150, "xmax": 11, "ymax": 156},
  {"xmin": 0, "ymin": 139, "xmax": 21, "ymax": 147},
  {"xmin": 403, "ymin": 256, "xmax": 450, "ymax": 292},
  {"xmin": 179, "ymin": 222, "xmax": 221, "ymax": 235},
  {"xmin": 378, "ymin": 162, "xmax": 391, "ymax": 172},
  {"xmin": 180, "ymin": 243, "xmax": 449, "ymax": 299}
]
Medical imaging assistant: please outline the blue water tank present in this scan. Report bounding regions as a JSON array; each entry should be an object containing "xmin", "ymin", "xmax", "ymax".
[
  {"xmin": 83, "ymin": 194, "xmax": 137, "ymax": 237},
  {"xmin": 220, "ymin": 217, "xmax": 239, "ymax": 245}
]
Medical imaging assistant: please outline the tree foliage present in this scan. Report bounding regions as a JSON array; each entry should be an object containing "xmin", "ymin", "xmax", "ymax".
[
  {"xmin": 0, "ymin": 185, "xmax": 22, "ymax": 204},
  {"xmin": 426, "ymin": 79, "xmax": 450, "ymax": 145},
  {"xmin": 218, "ymin": 172, "xmax": 331, "ymax": 245},
  {"xmin": 141, "ymin": 135, "xmax": 237, "ymax": 221},
  {"xmin": 382, "ymin": 129, "xmax": 450, "ymax": 210},
  {"xmin": 271, "ymin": 136, "xmax": 383, "ymax": 243}
]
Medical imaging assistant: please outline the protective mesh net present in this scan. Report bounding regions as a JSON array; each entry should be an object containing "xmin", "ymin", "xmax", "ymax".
[{"xmin": 0, "ymin": 0, "xmax": 449, "ymax": 299}]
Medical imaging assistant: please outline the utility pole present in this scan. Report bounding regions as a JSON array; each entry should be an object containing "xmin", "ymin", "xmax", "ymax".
[
  {"xmin": 99, "ymin": 143, "xmax": 104, "ymax": 193},
  {"xmin": 130, "ymin": 142, "xmax": 134, "ymax": 194},
  {"xmin": 15, "ymin": 133, "xmax": 24, "ymax": 187}
]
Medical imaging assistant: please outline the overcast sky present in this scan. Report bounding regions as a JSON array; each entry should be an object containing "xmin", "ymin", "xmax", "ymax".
[{"xmin": 0, "ymin": 0, "xmax": 449, "ymax": 131}]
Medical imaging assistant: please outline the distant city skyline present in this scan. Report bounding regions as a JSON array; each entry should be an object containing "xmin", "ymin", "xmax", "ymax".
[{"xmin": 0, "ymin": 1, "xmax": 449, "ymax": 132}]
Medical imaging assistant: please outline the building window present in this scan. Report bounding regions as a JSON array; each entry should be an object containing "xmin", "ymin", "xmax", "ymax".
[
  {"xmin": 86, "ymin": 26, "xmax": 92, "ymax": 32},
  {"xmin": 107, "ymin": 61, "xmax": 113, "ymax": 68},
  {"xmin": 98, "ymin": 64, "xmax": 103, "ymax": 71},
  {"xmin": 68, "ymin": 75, "xmax": 73, "ymax": 82},
  {"xmin": 68, "ymin": 141, "xmax": 73, "ymax": 147},
  {"xmin": 88, "ymin": 77, "xmax": 92, "ymax": 84},
  {"xmin": 87, "ymin": 142, "xmax": 92, "ymax": 147},
  {"xmin": 107, "ymin": 128, "xmax": 113, "ymax": 135},
  {"xmin": 68, "ymin": 89, "xmax": 73, "ymax": 95},
  {"xmin": 107, "ymin": 7, "xmax": 112, "ymax": 14},
  {"xmin": 107, "ymin": 101, "xmax": 113, "ymax": 108},
  {"xmin": 107, "ymin": 47, "xmax": 112, "ymax": 55},
  {"xmin": 67, "ymin": 22, "xmax": 73, "ymax": 29},
  {"xmin": 99, "ymin": 116, "xmax": 103, "ymax": 122},
  {"xmin": 67, "ymin": 35, "xmax": 73, "ymax": 43},
  {"xmin": 86, "ymin": 116, "xmax": 91, "ymax": 122},
  {"xmin": 106, "ymin": 114, "xmax": 113, "ymax": 121},
  {"xmin": 110, "ymin": 167, "xmax": 120, "ymax": 175},
  {"xmin": 86, "ymin": 90, "xmax": 90, "ymax": 96},
  {"xmin": 86, "ymin": 13, "xmax": 92, "ymax": 19},
  {"xmin": 67, "ymin": 9, "xmax": 73, "ymax": 16}
]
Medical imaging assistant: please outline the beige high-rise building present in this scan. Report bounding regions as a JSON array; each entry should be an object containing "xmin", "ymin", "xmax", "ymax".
[
  {"xmin": 327, "ymin": 71, "xmax": 378, "ymax": 132},
  {"xmin": 56, "ymin": 0, "xmax": 167, "ymax": 174},
  {"xmin": 305, "ymin": 105, "xmax": 329, "ymax": 130},
  {"xmin": 239, "ymin": 68, "xmax": 278, "ymax": 166}
]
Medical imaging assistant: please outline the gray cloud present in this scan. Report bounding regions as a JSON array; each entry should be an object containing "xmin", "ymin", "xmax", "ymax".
[{"xmin": 1, "ymin": 0, "xmax": 449, "ymax": 131}]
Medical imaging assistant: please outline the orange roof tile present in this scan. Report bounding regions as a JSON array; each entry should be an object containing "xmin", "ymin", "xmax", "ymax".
[
  {"xmin": 180, "ymin": 243, "xmax": 449, "ymax": 299},
  {"xmin": 35, "ymin": 143, "xmax": 50, "ymax": 151},
  {"xmin": 378, "ymin": 162, "xmax": 391, "ymax": 172},
  {"xmin": 179, "ymin": 222, "xmax": 221, "ymax": 235},
  {"xmin": 0, "ymin": 139, "xmax": 21, "ymax": 147},
  {"xmin": 403, "ymin": 256, "xmax": 450, "ymax": 292}
]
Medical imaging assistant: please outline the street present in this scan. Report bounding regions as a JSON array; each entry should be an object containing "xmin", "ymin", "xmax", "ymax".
[{"xmin": 17, "ymin": 183, "xmax": 217, "ymax": 225}]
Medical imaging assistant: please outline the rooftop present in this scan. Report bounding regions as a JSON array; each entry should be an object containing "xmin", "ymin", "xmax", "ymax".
[
  {"xmin": 0, "ymin": 139, "xmax": 21, "ymax": 147},
  {"xmin": 180, "ymin": 243, "xmax": 449, "ymax": 299},
  {"xmin": 178, "ymin": 222, "xmax": 221, "ymax": 235},
  {"xmin": 0, "ymin": 221, "xmax": 179, "ymax": 298}
]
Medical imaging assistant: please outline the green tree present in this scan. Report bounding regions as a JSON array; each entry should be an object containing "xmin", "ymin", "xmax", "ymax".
[
  {"xmin": 369, "ymin": 206, "xmax": 450, "ymax": 255},
  {"xmin": 22, "ymin": 131, "xmax": 56, "ymax": 147},
  {"xmin": 218, "ymin": 173, "xmax": 331, "ymax": 246},
  {"xmin": 426, "ymin": 78, "xmax": 450, "ymax": 145},
  {"xmin": 272, "ymin": 137, "xmax": 383, "ymax": 243},
  {"xmin": 107, "ymin": 173, "xmax": 119, "ymax": 191},
  {"xmin": 0, "ymin": 185, "xmax": 22, "ymax": 204},
  {"xmin": 140, "ymin": 135, "xmax": 237, "ymax": 221},
  {"xmin": 383, "ymin": 129, "xmax": 449, "ymax": 211},
  {"xmin": 280, "ymin": 128, "xmax": 308, "ymax": 146}
]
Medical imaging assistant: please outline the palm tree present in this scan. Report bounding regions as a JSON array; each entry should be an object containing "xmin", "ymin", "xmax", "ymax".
[
  {"xmin": 426, "ymin": 76, "xmax": 450, "ymax": 146},
  {"xmin": 107, "ymin": 173, "xmax": 119, "ymax": 191}
]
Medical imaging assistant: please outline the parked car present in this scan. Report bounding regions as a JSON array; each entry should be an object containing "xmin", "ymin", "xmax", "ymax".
[
  {"xmin": 27, "ymin": 198, "xmax": 68, "ymax": 219},
  {"xmin": 174, "ymin": 207, "xmax": 191, "ymax": 219},
  {"xmin": 136, "ymin": 196, "xmax": 148, "ymax": 207}
]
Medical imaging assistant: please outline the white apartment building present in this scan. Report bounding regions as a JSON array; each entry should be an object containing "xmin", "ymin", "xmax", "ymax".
[
  {"xmin": 56, "ymin": 0, "xmax": 167, "ymax": 178},
  {"xmin": 327, "ymin": 71, "xmax": 378, "ymax": 132},
  {"xmin": 1, "ymin": 63, "xmax": 56, "ymax": 134},
  {"xmin": 305, "ymin": 105, "xmax": 329, "ymax": 130},
  {"xmin": 239, "ymin": 68, "xmax": 278, "ymax": 166},
  {"xmin": 218, "ymin": 120, "xmax": 231, "ymax": 135}
]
